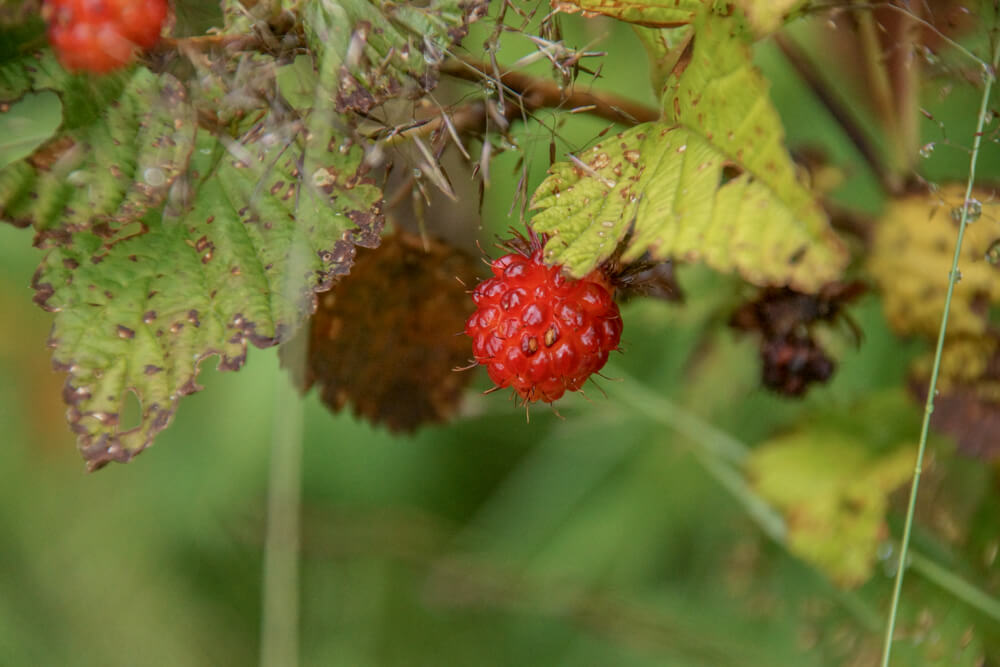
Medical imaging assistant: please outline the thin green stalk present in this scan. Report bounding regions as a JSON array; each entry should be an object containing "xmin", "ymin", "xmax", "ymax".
[
  {"xmin": 260, "ymin": 372, "xmax": 304, "ymax": 667},
  {"xmin": 259, "ymin": 246, "xmax": 309, "ymax": 667},
  {"xmin": 909, "ymin": 552, "xmax": 1000, "ymax": 623},
  {"xmin": 602, "ymin": 364, "xmax": 749, "ymax": 466},
  {"xmin": 880, "ymin": 44, "xmax": 1000, "ymax": 667}
]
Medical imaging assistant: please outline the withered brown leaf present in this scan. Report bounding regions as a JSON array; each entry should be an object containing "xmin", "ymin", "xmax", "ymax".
[{"xmin": 281, "ymin": 231, "xmax": 481, "ymax": 433}]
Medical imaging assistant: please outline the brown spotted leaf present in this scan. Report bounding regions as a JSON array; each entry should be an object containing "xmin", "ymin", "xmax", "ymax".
[
  {"xmin": 281, "ymin": 231, "xmax": 479, "ymax": 433},
  {"xmin": 302, "ymin": 0, "xmax": 488, "ymax": 115},
  {"xmin": 30, "ymin": 105, "xmax": 382, "ymax": 468}
]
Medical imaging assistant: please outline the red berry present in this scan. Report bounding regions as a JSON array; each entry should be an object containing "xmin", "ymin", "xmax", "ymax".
[
  {"xmin": 465, "ymin": 244, "xmax": 623, "ymax": 403},
  {"xmin": 43, "ymin": 0, "xmax": 168, "ymax": 74}
]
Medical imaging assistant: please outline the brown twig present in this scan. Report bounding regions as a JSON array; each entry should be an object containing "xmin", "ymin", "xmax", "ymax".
[
  {"xmin": 439, "ymin": 57, "xmax": 660, "ymax": 126},
  {"xmin": 773, "ymin": 32, "xmax": 899, "ymax": 194}
]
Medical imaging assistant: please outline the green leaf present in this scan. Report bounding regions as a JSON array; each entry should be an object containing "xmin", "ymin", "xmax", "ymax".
[
  {"xmin": 552, "ymin": 0, "xmax": 704, "ymax": 27},
  {"xmin": 747, "ymin": 424, "xmax": 915, "ymax": 588},
  {"xmin": 0, "ymin": 64, "xmax": 194, "ymax": 236},
  {"xmin": 32, "ymin": 108, "xmax": 382, "ymax": 468},
  {"xmin": 530, "ymin": 10, "xmax": 846, "ymax": 291},
  {"xmin": 302, "ymin": 0, "xmax": 488, "ymax": 114},
  {"xmin": 633, "ymin": 24, "xmax": 692, "ymax": 95},
  {"xmin": 0, "ymin": 91, "xmax": 61, "ymax": 170},
  {"xmin": 0, "ymin": 49, "xmax": 384, "ymax": 466},
  {"xmin": 0, "ymin": 51, "xmax": 131, "ymax": 129}
]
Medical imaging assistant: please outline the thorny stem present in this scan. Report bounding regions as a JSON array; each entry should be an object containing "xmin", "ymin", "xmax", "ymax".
[
  {"xmin": 879, "ymin": 40, "xmax": 1000, "ymax": 667},
  {"xmin": 438, "ymin": 57, "xmax": 660, "ymax": 127}
]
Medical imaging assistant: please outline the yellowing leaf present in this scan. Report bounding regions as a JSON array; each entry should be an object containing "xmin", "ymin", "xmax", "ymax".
[
  {"xmin": 531, "ymin": 11, "xmax": 845, "ymax": 291},
  {"xmin": 531, "ymin": 123, "xmax": 844, "ymax": 290},
  {"xmin": 869, "ymin": 185, "xmax": 1000, "ymax": 339},
  {"xmin": 748, "ymin": 431, "xmax": 915, "ymax": 588},
  {"xmin": 551, "ymin": 0, "xmax": 704, "ymax": 27},
  {"xmin": 657, "ymin": 10, "xmax": 844, "ymax": 277}
]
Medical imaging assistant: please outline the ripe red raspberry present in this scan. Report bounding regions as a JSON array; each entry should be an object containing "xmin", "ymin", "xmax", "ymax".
[
  {"xmin": 43, "ymin": 0, "xmax": 169, "ymax": 74},
  {"xmin": 465, "ymin": 242, "xmax": 623, "ymax": 403}
]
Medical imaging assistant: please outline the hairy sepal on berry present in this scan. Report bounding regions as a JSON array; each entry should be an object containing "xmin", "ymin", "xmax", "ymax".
[{"xmin": 465, "ymin": 245, "xmax": 622, "ymax": 404}]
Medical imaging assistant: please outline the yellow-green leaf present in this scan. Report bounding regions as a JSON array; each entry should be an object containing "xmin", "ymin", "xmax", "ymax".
[
  {"xmin": 748, "ymin": 429, "xmax": 915, "ymax": 588},
  {"xmin": 530, "ymin": 10, "xmax": 845, "ymax": 291}
]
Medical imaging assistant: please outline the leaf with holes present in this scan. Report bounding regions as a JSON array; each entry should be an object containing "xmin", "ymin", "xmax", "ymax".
[
  {"xmin": 530, "ymin": 10, "xmax": 846, "ymax": 292},
  {"xmin": 301, "ymin": 0, "xmax": 488, "ymax": 115}
]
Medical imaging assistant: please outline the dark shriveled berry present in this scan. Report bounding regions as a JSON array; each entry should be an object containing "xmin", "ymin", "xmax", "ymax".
[{"xmin": 465, "ymin": 247, "xmax": 622, "ymax": 403}]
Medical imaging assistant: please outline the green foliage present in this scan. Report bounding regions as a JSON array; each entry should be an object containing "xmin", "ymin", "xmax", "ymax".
[
  {"xmin": 1, "ymin": 67, "xmax": 195, "ymax": 236},
  {"xmin": 0, "ymin": 0, "xmax": 487, "ymax": 465},
  {"xmin": 27, "ymin": 108, "xmax": 380, "ymax": 468}
]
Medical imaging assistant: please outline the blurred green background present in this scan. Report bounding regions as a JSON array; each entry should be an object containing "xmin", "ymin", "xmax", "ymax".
[{"xmin": 2, "ymin": 5, "xmax": 1000, "ymax": 666}]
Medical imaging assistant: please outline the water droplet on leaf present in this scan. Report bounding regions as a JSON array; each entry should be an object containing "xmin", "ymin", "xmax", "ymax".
[
  {"xmin": 986, "ymin": 240, "xmax": 1000, "ymax": 265},
  {"xmin": 951, "ymin": 198, "xmax": 982, "ymax": 223},
  {"xmin": 144, "ymin": 167, "xmax": 166, "ymax": 187}
]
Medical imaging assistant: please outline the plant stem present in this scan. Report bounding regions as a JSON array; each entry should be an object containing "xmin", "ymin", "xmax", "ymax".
[
  {"xmin": 852, "ymin": 1, "xmax": 905, "ymax": 176},
  {"xmin": 879, "ymin": 43, "xmax": 1000, "ymax": 667},
  {"xmin": 909, "ymin": 552, "xmax": 1000, "ymax": 623},
  {"xmin": 439, "ymin": 58, "xmax": 660, "ymax": 126},
  {"xmin": 602, "ymin": 364, "xmax": 749, "ymax": 466},
  {"xmin": 260, "ymin": 375, "xmax": 304, "ymax": 667}
]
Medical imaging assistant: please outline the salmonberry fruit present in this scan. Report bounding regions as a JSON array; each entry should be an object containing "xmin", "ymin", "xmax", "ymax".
[
  {"xmin": 43, "ymin": 0, "xmax": 169, "ymax": 74},
  {"xmin": 465, "ymin": 242, "xmax": 623, "ymax": 403}
]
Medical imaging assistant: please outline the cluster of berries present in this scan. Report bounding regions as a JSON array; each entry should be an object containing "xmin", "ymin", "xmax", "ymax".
[
  {"xmin": 42, "ymin": 0, "xmax": 168, "ymax": 73},
  {"xmin": 464, "ymin": 237, "xmax": 623, "ymax": 404}
]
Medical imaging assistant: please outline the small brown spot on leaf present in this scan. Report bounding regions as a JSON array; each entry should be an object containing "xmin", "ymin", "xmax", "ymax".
[{"xmin": 117, "ymin": 325, "xmax": 135, "ymax": 339}]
